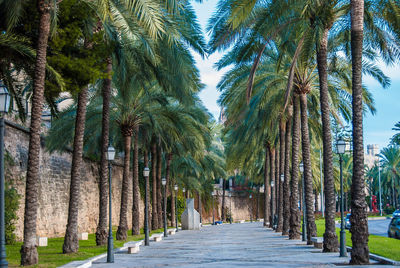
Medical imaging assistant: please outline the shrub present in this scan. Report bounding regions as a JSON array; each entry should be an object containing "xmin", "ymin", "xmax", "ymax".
[{"xmin": 5, "ymin": 182, "xmax": 20, "ymax": 244}]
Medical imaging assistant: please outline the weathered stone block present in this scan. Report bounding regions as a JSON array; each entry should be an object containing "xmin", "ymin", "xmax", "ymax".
[
  {"xmin": 78, "ymin": 232, "xmax": 88, "ymax": 240},
  {"xmin": 153, "ymin": 235, "xmax": 162, "ymax": 242},
  {"xmin": 181, "ymin": 199, "xmax": 200, "ymax": 230},
  {"xmin": 128, "ymin": 245, "xmax": 139, "ymax": 254},
  {"xmin": 168, "ymin": 229, "xmax": 176, "ymax": 235},
  {"xmin": 37, "ymin": 236, "xmax": 48, "ymax": 247}
]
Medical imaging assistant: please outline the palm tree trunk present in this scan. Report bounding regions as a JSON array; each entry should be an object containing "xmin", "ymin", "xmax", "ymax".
[
  {"xmin": 275, "ymin": 144, "xmax": 280, "ymax": 230},
  {"xmin": 350, "ymin": 0, "xmax": 369, "ymax": 263},
  {"xmin": 277, "ymin": 127, "xmax": 284, "ymax": 232},
  {"xmin": 269, "ymin": 146, "xmax": 275, "ymax": 228},
  {"xmin": 21, "ymin": 2, "xmax": 52, "ymax": 264},
  {"xmin": 165, "ymin": 152, "xmax": 172, "ymax": 225},
  {"xmin": 299, "ymin": 93, "xmax": 317, "ymax": 244},
  {"xmin": 62, "ymin": 87, "xmax": 88, "ymax": 253},
  {"xmin": 315, "ymin": 191, "xmax": 319, "ymax": 213},
  {"xmin": 264, "ymin": 144, "xmax": 270, "ymax": 227},
  {"xmin": 96, "ymin": 57, "xmax": 112, "ymax": 246},
  {"xmin": 289, "ymin": 94, "xmax": 301, "ymax": 240},
  {"xmin": 131, "ymin": 125, "xmax": 140, "ymax": 235},
  {"xmin": 221, "ymin": 179, "xmax": 226, "ymax": 221},
  {"xmin": 171, "ymin": 178, "xmax": 176, "ymax": 227},
  {"xmin": 156, "ymin": 144, "xmax": 163, "ymax": 229},
  {"xmin": 256, "ymin": 186, "xmax": 260, "ymax": 219},
  {"xmin": 116, "ymin": 133, "xmax": 132, "ymax": 240},
  {"xmin": 283, "ymin": 117, "xmax": 292, "ymax": 235},
  {"xmin": 151, "ymin": 139, "xmax": 158, "ymax": 230},
  {"xmin": 316, "ymin": 28, "xmax": 339, "ymax": 252},
  {"xmin": 198, "ymin": 192, "xmax": 202, "ymax": 223}
]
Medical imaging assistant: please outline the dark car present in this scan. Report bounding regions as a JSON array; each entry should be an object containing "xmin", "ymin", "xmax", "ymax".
[
  {"xmin": 345, "ymin": 214, "xmax": 351, "ymax": 229},
  {"xmin": 393, "ymin": 210, "xmax": 400, "ymax": 218},
  {"xmin": 388, "ymin": 217, "xmax": 400, "ymax": 239}
]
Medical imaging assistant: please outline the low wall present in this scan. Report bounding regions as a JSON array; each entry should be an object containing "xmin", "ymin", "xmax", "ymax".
[
  {"xmin": 199, "ymin": 192, "xmax": 264, "ymax": 223},
  {"xmin": 5, "ymin": 122, "xmax": 144, "ymax": 240}
]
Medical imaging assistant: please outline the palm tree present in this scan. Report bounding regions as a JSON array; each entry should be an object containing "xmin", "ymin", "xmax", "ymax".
[
  {"xmin": 62, "ymin": 87, "xmax": 89, "ymax": 253},
  {"xmin": 297, "ymin": 85, "xmax": 317, "ymax": 244},
  {"xmin": 289, "ymin": 94, "xmax": 301, "ymax": 239},
  {"xmin": 379, "ymin": 147, "xmax": 400, "ymax": 209},
  {"xmin": 20, "ymin": 0, "xmax": 60, "ymax": 264},
  {"xmin": 283, "ymin": 113, "xmax": 292, "ymax": 235},
  {"xmin": 263, "ymin": 144, "xmax": 270, "ymax": 227},
  {"xmin": 151, "ymin": 136, "xmax": 159, "ymax": 230},
  {"xmin": 390, "ymin": 122, "xmax": 400, "ymax": 146},
  {"xmin": 349, "ymin": 0, "xmax": 369, "ymax": 264},
  {"xmin": 132, "ymin": 124, "xmax": 140, "ymax": 235}
]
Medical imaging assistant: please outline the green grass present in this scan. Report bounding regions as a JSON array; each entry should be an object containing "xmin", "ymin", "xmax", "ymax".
[
  {"xmin": 314, "ymin": 219, "xmax": 400, "ymax": 261},
  {"xmin": 6, "ymin": 227, "xmax": 166, "ymax": 268}
]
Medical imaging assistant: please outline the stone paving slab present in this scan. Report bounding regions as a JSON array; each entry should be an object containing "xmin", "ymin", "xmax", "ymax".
[{"xmin": 91, "ymin": 223, "xmax": 393, "ymax": 267}]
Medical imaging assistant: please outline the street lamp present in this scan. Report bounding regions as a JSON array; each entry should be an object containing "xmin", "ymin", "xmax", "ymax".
[
  {"xmin": 249, "ymin": 194, "xmax": 253, "ymax": 222},
  {"xmin": 228, "ymin": 192, "xmax": 232, "ymax": 224},
  {"xmin": 143, "ymin": 167, "xmax": 150, "ymax": 246},
  {"xmin": 375, "ymin": 153, "xmax": 383, "ymax": 216},
  {"xmin": 0, "ymin": 80, "xmax": 10, "ymax": 268},
  {"xmin": 106, "ymin": 144, "xmax": 115, "ymax": 263},
  {"xmin": 211, "ymin": 190, "xmax": 215, "ymax": 225},
  {"xmin": 162, "ymin": 178, "xmax": 167, "ymax": 237},
  {"xmin": 300, "ymin": 162, "xmax": 307, "ymax": 242},
  {"xmin": 174, "ymin": 184, "xmax": 178, "ymax": 232},
  {"xmin": 271, "ymin": 180, "xmax": 275, "ymax": 228},
  {"xmin": 336, "ymin": 137, "xmax": 347, "ymax": 257}
]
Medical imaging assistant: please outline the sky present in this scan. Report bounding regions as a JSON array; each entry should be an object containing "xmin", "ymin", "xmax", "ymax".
[{"xmin": 192, "ymin": 0, "xmax": 400, "ymax": 150}]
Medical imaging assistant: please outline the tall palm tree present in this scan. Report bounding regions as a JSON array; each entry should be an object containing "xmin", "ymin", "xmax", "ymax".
[
  {"xmin": 296, "ymin": 75, "xmax": 317, "ymax": 243},
  {"xmin": 62, "ymin": 87, "xmax": 89, "ymax": 253},
  {"xmin": 283, "ymin": 113, "xmax": 292, "ymax": 235},
  {"xmin": 263, "ymin": 144, "xmax": 270, "ymax": 227},
  {"xmin": 350, "ymin": 0, "xmax": 369, "ymax": 264},
  {"xmin": 21, "ymin": 0, "xmax": 59, "ymax": 264},
  {"xmin": 289, "ymin": 94, "xmax": 301, "ymax": 239}
]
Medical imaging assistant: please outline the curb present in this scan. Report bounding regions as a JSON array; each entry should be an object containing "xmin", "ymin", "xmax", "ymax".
[
  {"xmin": 58, "ymin": 230, "xmax": 173, "ymax": 268},
  {"xmin": 346, "ymin": 246, "xmax": 400, "ymax": 266},
  {"xmin": 335, "ymin": 216, "xmax": 388, "ymax": 224}
]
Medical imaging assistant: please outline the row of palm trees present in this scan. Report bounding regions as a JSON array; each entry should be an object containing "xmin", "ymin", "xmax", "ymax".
[
  {"xmin": 208, "ymin": 0, "xmax": 400, "ymax": 265},
  {"xmin": 1, "ymin": 0, "xmax": 225, "ymax": 265}
]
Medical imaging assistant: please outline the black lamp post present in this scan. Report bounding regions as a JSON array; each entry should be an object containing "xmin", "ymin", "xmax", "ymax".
[
  {"xmin": 162, "ymin": 178, "xmax": 167, "ymax": 237},
  {"xmin": 106, "ymin": 144, "xmax": 115, "ymax": 263},
  {"xmin": 0, "ymin": 80, "xmax": 10, "ymax": 268},
  {"xmin": 174, "ymin": 184, "xmax": 178, "ymax": 232},
  {"xmin": 336, "ymin": 137, "xmax": 347, "ymax": 257},
  {"xmin": 271, "ymin": 180, "xmax": 275, "ymax": 229},
  {"xmin": 249, "ymin": 194, "xmax": 253, "ymax": 222},
  {"xmin": 229, "ymin": 193, "xmax": 233, "ymax": 223},
  {"xmin": 300, "ymin": 162, "xmax": 307, "ymax": 242},
  {"xmin": 211, "ymin": 190, "xmax": 215, "ymax": 225},
  {"xmin": 143, "ymin": 167, "xmax": 150, "ymax": 246}
]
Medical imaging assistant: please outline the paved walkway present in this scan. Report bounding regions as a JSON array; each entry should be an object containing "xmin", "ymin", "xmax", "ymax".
[{"xmin": 91, "ymin": 222, "xmax": 385, "ymax": 267}]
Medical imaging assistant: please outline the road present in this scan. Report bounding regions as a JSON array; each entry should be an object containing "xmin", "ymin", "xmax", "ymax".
[
  {"xmin": 91, "ymin": 222, "xmax": 386, "ymax": 267},
  {"xmin": 337, "ymin": 218, "xmax": 391, "ymax": 237},
  {"xmin": 368, "ymin": 219, "xmax": 391, "ymax": 237}
]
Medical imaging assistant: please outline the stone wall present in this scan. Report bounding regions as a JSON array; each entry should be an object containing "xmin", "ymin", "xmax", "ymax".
[
  {"xmin": 199, "ymin": 192, "xmax": 264, "ymax": 223},
  {"xmin": 4, "ymin": 121, "xmax": 144, "ymax": 240},
  {"xmin": 5, "ymin": 121, "xmax": 258, "ymax": 240}
]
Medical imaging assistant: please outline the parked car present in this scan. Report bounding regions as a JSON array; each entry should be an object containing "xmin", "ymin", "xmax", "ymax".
[
  {"xmin": 392, "ymin": 210, "xmax": 400, "ymax": 218},
  {"xmin": 345, "ymin": 214, "xmax": 351, "ymax": 229},
  {"xmin": 388, "ymin": 217, "xmax": 400, "ymax": 239}
]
